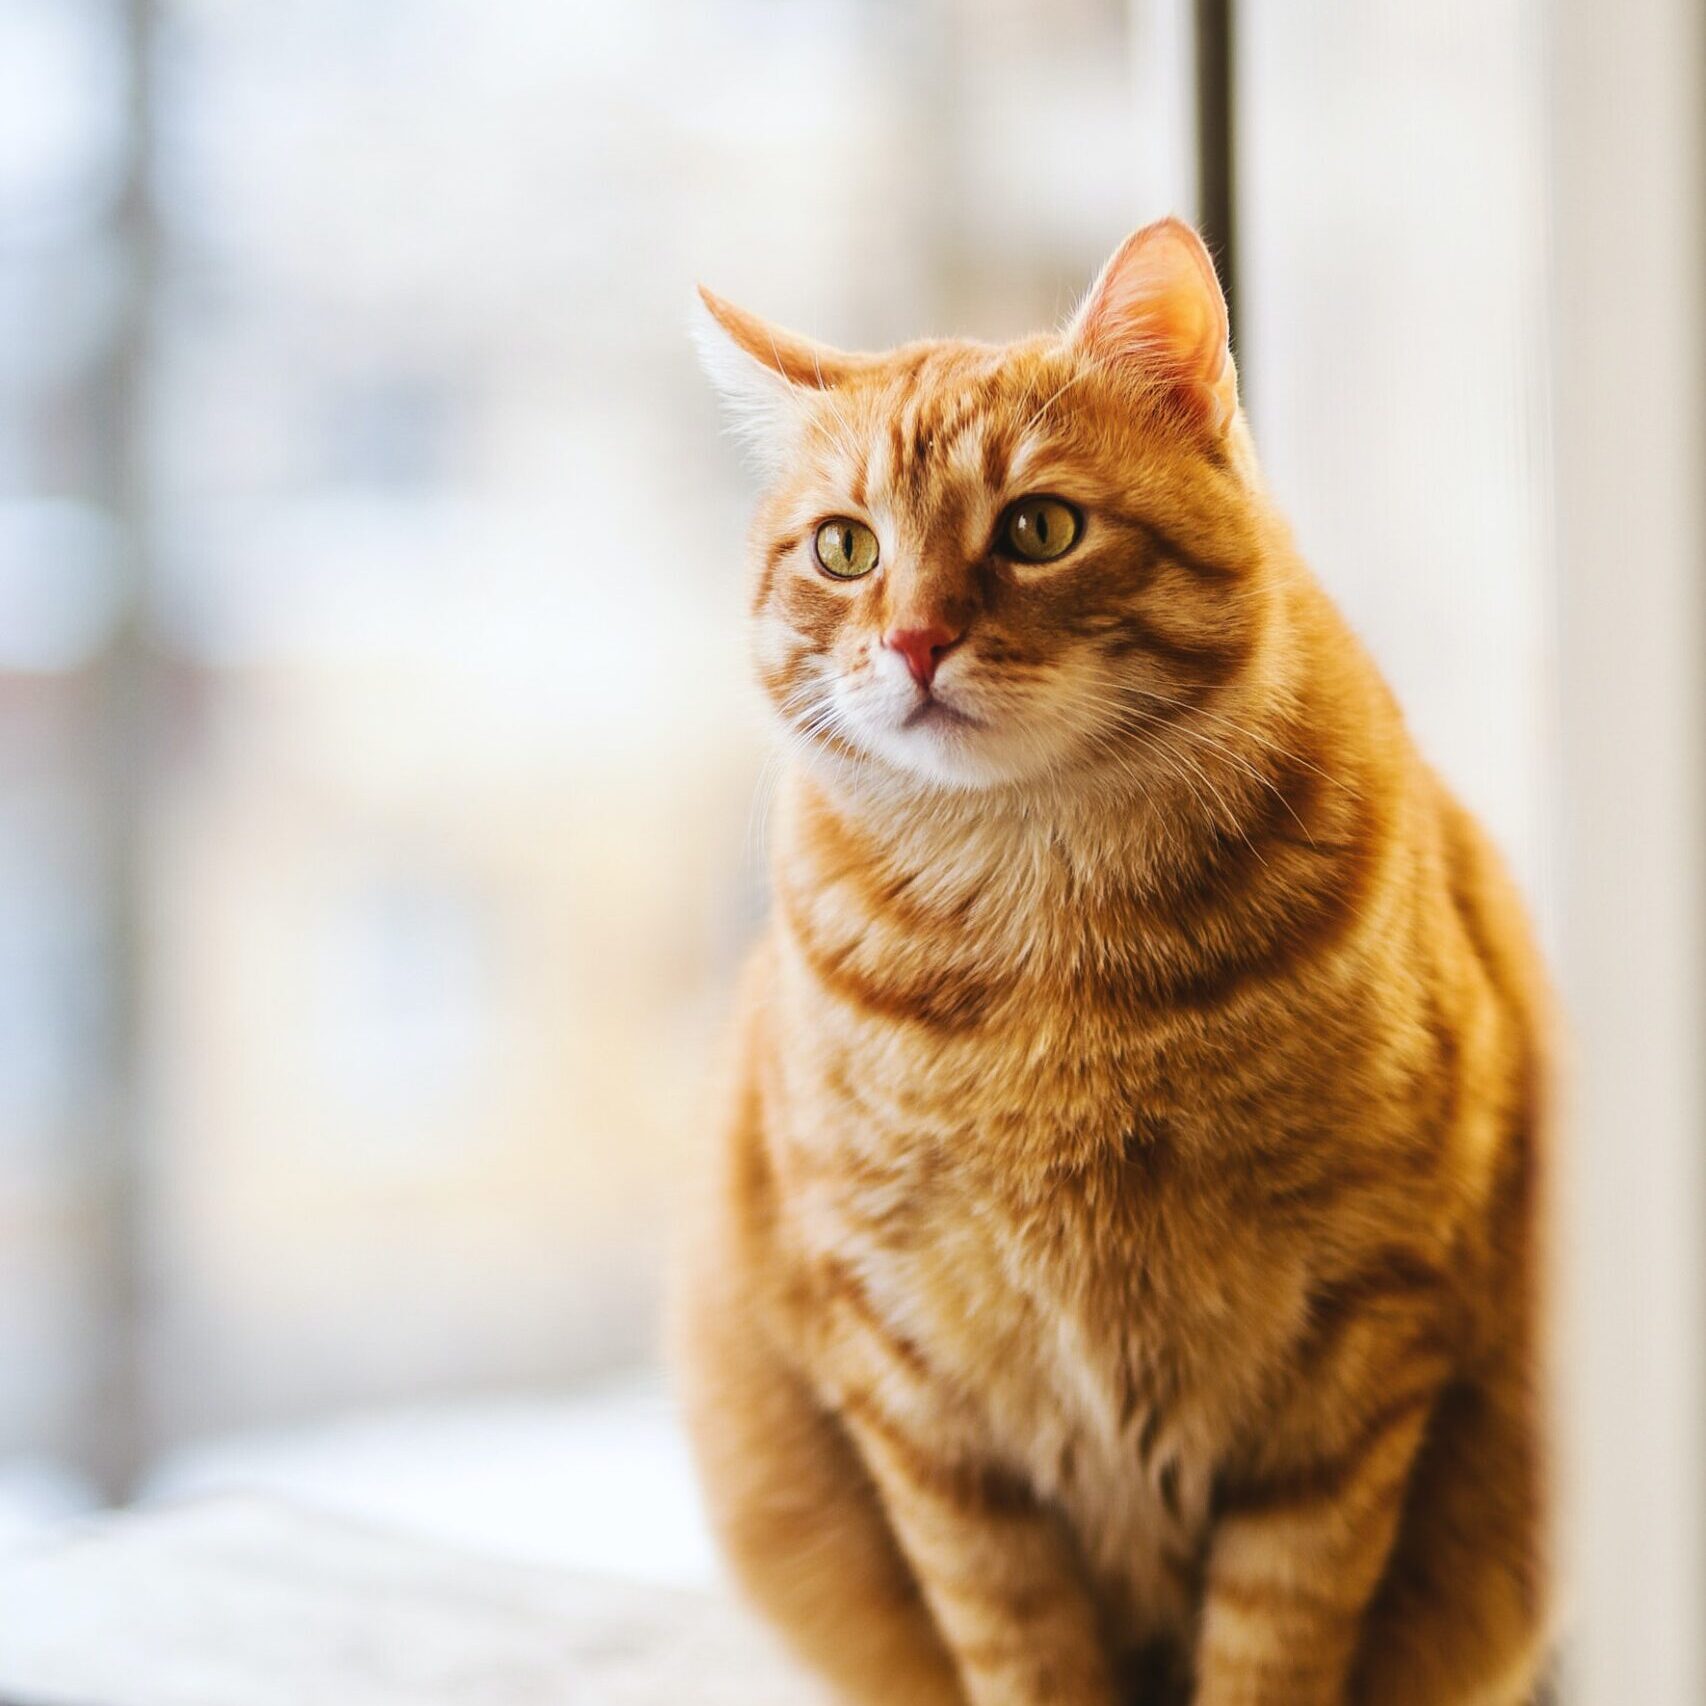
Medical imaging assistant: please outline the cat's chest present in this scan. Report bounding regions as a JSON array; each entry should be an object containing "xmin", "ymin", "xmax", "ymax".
[
  {"xmin": 783, "ymin": 1111, "xmax": 1284, "ymax": 1466},
  {"xmin": 782, "ymin": 1132, "xmax": 1285, "ymax": 1643}
]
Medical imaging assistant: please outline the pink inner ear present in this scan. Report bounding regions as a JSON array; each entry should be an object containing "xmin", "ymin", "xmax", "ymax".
[{"xmin": 1072, "ymin": 218, "xmax": 1237, "ymax": 435}]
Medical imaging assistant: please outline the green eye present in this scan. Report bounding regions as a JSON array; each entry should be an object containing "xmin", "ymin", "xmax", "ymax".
[
  {"xmin": 1002, "ymin": 496, "xmax": 1082, "ymax": 563},
  {"xmin": 814, "ymin": 518, "xmax": 879, "ymax": 580}
]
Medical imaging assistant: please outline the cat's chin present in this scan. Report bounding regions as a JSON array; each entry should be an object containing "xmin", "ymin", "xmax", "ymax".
[
  {"xmin": 786, "ymin": 683, "xmax": 1109, "ymax": 797},
  {"xmin": 791, "ymin": 723, "xmax": 1000, "ymax": 796},
  {"xmin": 837, "ymin": 719, "xmax": 1079, "ymax": 797},
  {"xmin": 901, "ymin": 698, "xmax": 983, "ymax": 733}
]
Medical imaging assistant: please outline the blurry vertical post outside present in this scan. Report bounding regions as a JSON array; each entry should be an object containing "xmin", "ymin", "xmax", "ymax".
[
  {"xmin": 1548, "ymin": 0, "xmax": 1706, "ymax": 1699},
  {"xmin": 85, "ymin": 0, "xmax": 157, "ymax": 1504}
]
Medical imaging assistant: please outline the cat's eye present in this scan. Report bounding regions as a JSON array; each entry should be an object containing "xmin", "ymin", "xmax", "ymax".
[
  {"xmin": 814, "ymin": 518, "xmax": 880, "ymax": 580},
  {"xmin": 1000, "ymin": 496, "xmax": 1082, "ymax": 564}
]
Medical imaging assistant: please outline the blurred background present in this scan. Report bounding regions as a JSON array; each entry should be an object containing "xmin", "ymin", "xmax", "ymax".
[{"xmin": 0, "ymin": 0, "xmax": 1699, "ymax": 1698}]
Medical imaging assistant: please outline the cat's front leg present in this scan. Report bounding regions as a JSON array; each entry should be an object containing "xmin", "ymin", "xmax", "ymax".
[
  {"xmin": 840, "ymin": 1393, "xmax": 1119, "ymax": 1706},
  {"xmin": 1191, "ymin": 1377, "xmax": 1443, "ymax": 1706}
]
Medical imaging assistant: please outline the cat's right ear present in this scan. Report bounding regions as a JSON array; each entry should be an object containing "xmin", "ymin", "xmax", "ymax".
[
  {"xmin": 693, "ymin": 286, "xmax": 863, "ymax": 473},
  {"xmin": 1067, "ymin": 219, "xmax": 1238, "ymax": 439}
]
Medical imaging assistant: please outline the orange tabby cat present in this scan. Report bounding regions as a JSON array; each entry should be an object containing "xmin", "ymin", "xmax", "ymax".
[{"xmin": 673, "ymin": 219, "xmax": 1552, "ymax": 1706}]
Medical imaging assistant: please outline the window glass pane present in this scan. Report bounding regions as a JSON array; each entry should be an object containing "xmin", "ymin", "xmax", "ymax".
[
  {"xmin": 1238, "ymin": 0, "xmax": 1550, "ymax": 903},
  {"xmin": 135, "ymin": 0, "xmax": 1149, "ymax": 1444}
]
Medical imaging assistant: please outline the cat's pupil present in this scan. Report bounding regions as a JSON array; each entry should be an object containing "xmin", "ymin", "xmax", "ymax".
[
  {"xmin": 841, "ymin": 526, "xmax": 853, "ymax": 559},
  {"xmin": 1035, "ymin": 510, "xmax": 1049, "ymax": 544}
]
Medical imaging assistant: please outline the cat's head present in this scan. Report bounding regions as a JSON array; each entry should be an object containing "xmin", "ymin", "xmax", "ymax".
[{"xmin": 697, "ymin": 219, "xmax": 1276, "ymax": 797}]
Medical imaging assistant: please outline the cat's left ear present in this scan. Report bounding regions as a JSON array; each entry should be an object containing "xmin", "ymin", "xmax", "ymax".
[
  {"xmin": 693, "ymin": 286, "xmax": 867, "ymax": 473},
  {"xmin": 1067, "ymin": 218, "xmax": 1238, "ymax": 438}
]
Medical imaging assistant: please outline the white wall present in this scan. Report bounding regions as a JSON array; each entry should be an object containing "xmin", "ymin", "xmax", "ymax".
[{"xmin": 1549, "ymin": 0, "xmax": 1706, "ymax": 1698}]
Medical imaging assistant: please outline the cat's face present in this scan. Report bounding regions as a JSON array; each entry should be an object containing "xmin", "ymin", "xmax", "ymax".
[{"xmin": 700, "ymin": 220, "xmax": 1270, "ymax": 795}]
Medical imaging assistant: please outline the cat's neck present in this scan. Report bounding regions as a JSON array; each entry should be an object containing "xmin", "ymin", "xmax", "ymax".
[
  {"xmin": 777, "ymin": 734, "xmax": 1242, "ymax": 928},
  {"xmin": 780, "ymin": 682, "xmax": 1287, "ymax": 902}
]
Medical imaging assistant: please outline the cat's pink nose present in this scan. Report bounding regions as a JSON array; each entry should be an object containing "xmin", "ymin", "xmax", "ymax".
[{"xmin": 884, "ymin": 621, "xmax": 962, "ymax": 689}]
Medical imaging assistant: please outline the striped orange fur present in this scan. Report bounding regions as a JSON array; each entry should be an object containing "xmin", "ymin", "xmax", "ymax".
[{"xmin": 674, "ymin": 219, "xmax": 1553, "ymax": 1706}]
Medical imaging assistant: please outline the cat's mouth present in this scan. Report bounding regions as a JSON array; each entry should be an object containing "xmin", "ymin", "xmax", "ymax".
[{"xmin": 902, "ymin": 695, "xmax": 982, "ymax": 732}]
